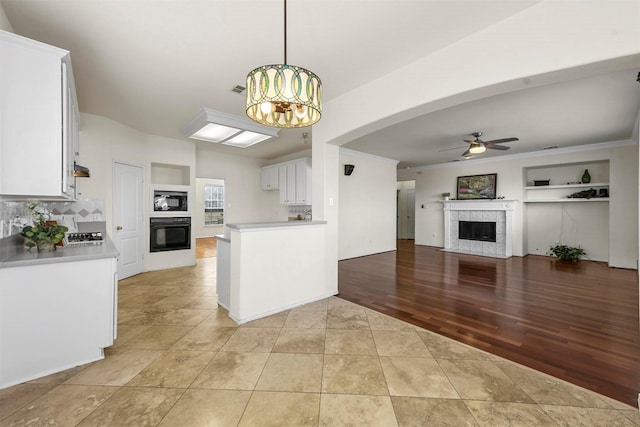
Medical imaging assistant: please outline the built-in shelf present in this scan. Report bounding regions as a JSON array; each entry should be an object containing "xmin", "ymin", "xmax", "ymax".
[
  {"xmin": 150, "ymin": 163, "xmax": 190, "ymax": 186},
  {"xmin": 523, "ymin": 198, "xmax": 609, "ymax": 203},
  {"xmin": 523, "ymin": 161, "xmax": 610, "ymax": 202},
  {"xmin": 522, "ymin": 160, "xmax": 610, "ymax": 263},
  {"xmin": 524, "ymin": 182, "xmax": 608, "ymax": 190}
]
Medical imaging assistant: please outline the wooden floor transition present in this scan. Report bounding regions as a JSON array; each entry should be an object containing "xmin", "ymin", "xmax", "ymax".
[
  {"xmin": 196, "ymin": 237, "xmax": 217, "ymax": 259},
  {"xmin": 338, "ymin": 240, "xmax": 640, "ymax": 407}
]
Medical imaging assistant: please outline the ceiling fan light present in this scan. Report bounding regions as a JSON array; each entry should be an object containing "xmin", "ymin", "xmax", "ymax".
[{"xmin": 469, "ymin": 143, "xmax": 486, "ymax": 154}]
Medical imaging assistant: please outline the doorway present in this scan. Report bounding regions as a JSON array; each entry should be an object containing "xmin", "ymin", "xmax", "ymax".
[
  {"xmin": 195, "ymin": 177, "xmax": 224, "ymax": 258},
  {"xmin": 396, "ymin": 180, "xmax": 416, "ymax": 239},
  {"xmin": 113, "ymin": 162, "xmax": 144, "ymax": 279}
]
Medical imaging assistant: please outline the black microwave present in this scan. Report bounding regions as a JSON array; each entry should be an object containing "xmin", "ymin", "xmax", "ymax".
[{"xmin": 153, "ymin": 190, "xmax": 188, "ymax": 212}]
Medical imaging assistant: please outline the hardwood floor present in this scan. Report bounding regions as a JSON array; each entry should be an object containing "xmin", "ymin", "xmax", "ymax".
[
  {"xmin": 338, "ymin": 240, "xmax": 640, "ymax": 407},
  {"xmin": 196, "ymin": 237, "xmax": 217, "ymax": 258}
]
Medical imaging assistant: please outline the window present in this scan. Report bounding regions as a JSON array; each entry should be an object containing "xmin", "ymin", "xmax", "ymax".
[{"xmin": 204, "ymin": 184, "xmax": 224, "ymax": 225}]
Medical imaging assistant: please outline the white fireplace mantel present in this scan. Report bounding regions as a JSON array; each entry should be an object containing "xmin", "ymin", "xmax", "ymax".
[
  {"xmin": 441, "ymin": 200, "xmax": 517, "ymax": 258},
  {"xmin": 441, "ymin": 200, "xmax": 517, "ymax": 211}
]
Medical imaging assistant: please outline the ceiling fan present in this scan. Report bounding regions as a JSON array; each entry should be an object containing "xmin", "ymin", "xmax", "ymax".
[
  {"xmin": 461, "ymin": 131, "xmax": 519, "ymax": 158},
  {"xmin": 441, "ymin": 132, "xmax": 519, "ymax": 158}
]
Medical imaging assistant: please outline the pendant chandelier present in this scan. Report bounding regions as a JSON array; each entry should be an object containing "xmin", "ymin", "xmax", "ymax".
[{"xmin": 246, "ymin": 0, "xmax": 322, "ymax": 128}]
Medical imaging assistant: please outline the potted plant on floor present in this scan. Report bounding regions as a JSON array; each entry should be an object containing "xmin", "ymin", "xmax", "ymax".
[{"xmin": 548, "ymin": 243, "xmax": 586, "ymax": 262}]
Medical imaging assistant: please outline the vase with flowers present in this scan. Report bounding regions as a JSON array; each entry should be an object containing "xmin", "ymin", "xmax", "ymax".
[{"xmin": 21, "ymin": 203, "xmax": 68, "ymax": 252}]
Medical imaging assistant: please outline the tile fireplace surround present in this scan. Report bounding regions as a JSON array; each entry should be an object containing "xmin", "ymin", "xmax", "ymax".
[{"xmin": 441, "ymin": 200, "xmax": 516, "ymax": 258}]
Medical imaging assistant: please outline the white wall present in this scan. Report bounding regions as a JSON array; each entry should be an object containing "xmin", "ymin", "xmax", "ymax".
[
  {"xmin": 398, "ymin": 141, "xmax": 638, "ymax": 269},
  {"xmin": 195, "ymin": 147, "xmax": 281, "ymax": 225},
  {"xmin": 312, "ymin": 137, "xmax": 339, "ymax": 297},
  {"xmin": 194, "ymin": 177, "xmax": 224, "ymax": 238},
  {"xmin": 75, "ymin": 113, "xmax": 148, "ymax": 227},
  {"xmin": 338, "ymin": 149, "xmax": 398, "ymax": 260},
  {"xmin": 270, "ymin": 148, "xmax": 312, "ymax": 164},
  {"xmin": 0, "ymin": 3, "xmax": 13, "ymax": 32},
  {"xmin": 610, "ymin": 143, "xmax": 639, "ymax": 268}
]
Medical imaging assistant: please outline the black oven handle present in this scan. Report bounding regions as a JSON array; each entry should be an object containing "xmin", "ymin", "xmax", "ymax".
[{"xmin": 150, "ymin": 217, "xmax": 191, "ymax": 226}]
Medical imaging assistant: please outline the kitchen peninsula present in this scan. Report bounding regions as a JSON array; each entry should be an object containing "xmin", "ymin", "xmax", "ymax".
[
  {"xmin": 216, "ymin": 221, "xmax": 333, "ymax": 324},
  {"xmin": 0, "ymin": 237, "xmax": 119, "ymax": 389}
]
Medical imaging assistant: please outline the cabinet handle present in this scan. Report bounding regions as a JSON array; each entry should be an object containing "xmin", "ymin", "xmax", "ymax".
[{"xmin": 116, "ymin": 226, "xmax": 123, "ymax": 231}]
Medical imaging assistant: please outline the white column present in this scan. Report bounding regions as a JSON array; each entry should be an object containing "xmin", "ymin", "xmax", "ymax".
[
  {"xmin": 312, "ymin": 124, "xmax": 339, "ymax": 296},
  {"xmin": 443, "ymin": 205, "xmax": 451, "ymax": 249},
  {"xmin": 505, "ymin": 209, "xmax": 513, "ymax": 258}
]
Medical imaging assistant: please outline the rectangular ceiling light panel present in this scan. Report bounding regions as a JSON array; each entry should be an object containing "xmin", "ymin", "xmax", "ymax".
[
  {"xmin": 185, "ymin": 108, "xmax": 279, "ymax": 148},
  {"xmin": 190, "ymin": 123, "xmax": 240, "ymax": 143},
  {"xmin": 223, "ymin": 131, "xmax": 272, "ymax": 148}
]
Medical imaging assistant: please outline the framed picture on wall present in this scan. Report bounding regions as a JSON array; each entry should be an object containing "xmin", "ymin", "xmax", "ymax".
[{"xmin": 456, "ymin": 173, "xmax": 497, "ymax": 200}]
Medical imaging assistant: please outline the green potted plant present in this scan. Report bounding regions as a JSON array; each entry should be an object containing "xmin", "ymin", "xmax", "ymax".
[
  {"xmin": 21, "ymin": 203, "xmax": 68, "ymax": 252},
  {"xmin": 442, "ymin": 192, "xmax": 451, "ymax": 200},
  {"xmin": 548, "ymin": 243, "xmax": 586, "ymax": 262}
]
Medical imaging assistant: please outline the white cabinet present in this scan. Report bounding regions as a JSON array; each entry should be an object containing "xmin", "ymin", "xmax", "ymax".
[
  {"xmin": 0, "ymin": 31, "xmax": 79, "ymax": 200},
  {"xmin": 261, "ymin": 165, "xmax": 279, "ymax": 190},
  {"xmin": 279, "ymin": 162, "xmax": 296, "ymax": 204},
  {"xmin": 275, "ymin": 157, "xmax": 311, "ymax": 205},
  {"xmin": 262, "ymin": 158, "xmax": 312, "ymax": 205},
  {"xmin": 294, "ymin": 158, "xmax": 312, "ymax": 205},
  {"xmin": 0, "ymin": 256, "xmax": 118, "ymax": 388}
]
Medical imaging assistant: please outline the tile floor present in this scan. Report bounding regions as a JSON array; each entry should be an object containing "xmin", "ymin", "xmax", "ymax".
[{"xmin": 1, "ymin": 258, "xmax": 639, "ymax": 426}]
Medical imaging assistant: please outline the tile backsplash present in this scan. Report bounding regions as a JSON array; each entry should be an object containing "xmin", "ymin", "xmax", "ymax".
[
  {"xmin": 288, "ymin": 206, "xmax": 311, "ymax": 220},
  {"xmin": 47, "ymin": 199, "xmax": 106, "ymax": 223},
  {"xmin": 0, "ymin": 199, "xmax": 106, "ymax": 239},
  {"xmin": 0, "ymin": 202, "xmax": 30, "ymax": 238}
]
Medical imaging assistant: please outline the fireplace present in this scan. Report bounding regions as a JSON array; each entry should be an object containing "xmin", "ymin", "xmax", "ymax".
[
  {"xmin": 459, "ymin": 221, "xmax": 496, "ymax": 242},
  {"xmin": 441, "ymin": 200, "xmax": 516, "ymax": 258}
]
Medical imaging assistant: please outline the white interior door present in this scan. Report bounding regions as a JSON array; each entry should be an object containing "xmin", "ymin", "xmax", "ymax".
[
  {"xmin": 407, "ymin": 189, "xmax": 416, "ymax": 240},
  {"xmin": 396, "ymin": 190, "xmax": 401, "ymax": 238},
  {"xmin": 113, "ymin": 162, "xmax": 144, "ymax": 279}
]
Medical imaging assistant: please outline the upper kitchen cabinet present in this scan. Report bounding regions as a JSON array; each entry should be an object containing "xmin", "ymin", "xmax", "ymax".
[
  {"xmin": 260, "ymin": 165, "xmax": 279, "ymax": 190},
  {"xmin": 294, "ymin": 158, "xmax": 311, "ymax": 205},
  {"xmin": 0, "ymin": 31, "xmax": 79, "ymax": 200},
  {"xmin": 278, "ymin": 157, "xmax": 311, "ymax": 205}
]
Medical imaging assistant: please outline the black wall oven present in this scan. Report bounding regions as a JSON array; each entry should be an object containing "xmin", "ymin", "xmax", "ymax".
[{"xmin": 150, "ymin": 217, "xmax": 191, "ymax": 252}]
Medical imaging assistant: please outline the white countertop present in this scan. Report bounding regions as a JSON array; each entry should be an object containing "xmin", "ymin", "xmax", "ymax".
[
  {"xmin": 0, "ymin": 237, "xmax": 119, "ymax": 269},
  {"xmin": 226, "ymin": 221, "xmax": 327, "ymax": 231}
]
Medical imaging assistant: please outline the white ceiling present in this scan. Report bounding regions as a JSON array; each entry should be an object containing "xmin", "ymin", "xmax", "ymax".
[{"xmin": 2, "ymin": 0, "xmax": 639, "ymax": 167}]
